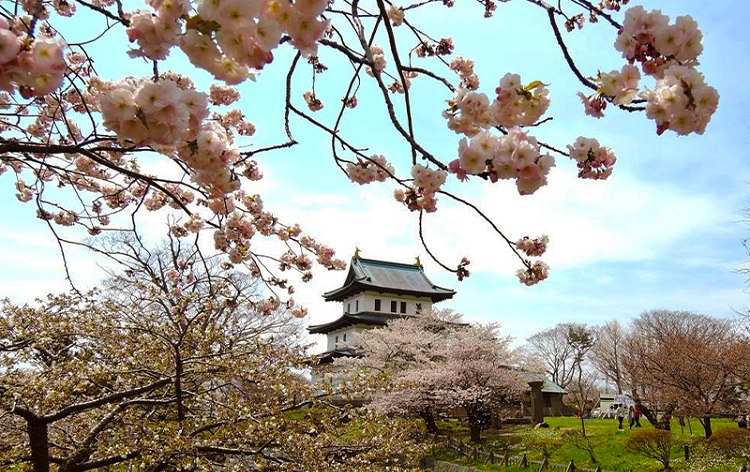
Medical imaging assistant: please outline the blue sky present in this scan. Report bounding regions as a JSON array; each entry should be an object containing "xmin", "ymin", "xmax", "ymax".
[{"xmin": 0, "ymin": 0, "xmax": 748, "ymax": 347}]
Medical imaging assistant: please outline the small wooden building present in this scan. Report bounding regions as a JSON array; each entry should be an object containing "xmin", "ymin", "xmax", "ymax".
[{"xmin": 524, "ymin": 372, "xmax": 568, "ymax": 417}]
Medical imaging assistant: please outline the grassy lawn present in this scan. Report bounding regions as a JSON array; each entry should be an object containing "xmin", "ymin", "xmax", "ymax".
[{"xmin": 431, "ymin": 416, "xmax": 748, "ymax": 472}]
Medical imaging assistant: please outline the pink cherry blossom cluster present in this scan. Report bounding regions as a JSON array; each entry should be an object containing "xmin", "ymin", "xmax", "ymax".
[
  {"xmin": 516, "ymin": 261, "xmax": 549, "ymax": 286},
  {"xmin": 492, "ymin": 73, "xmax": 551, "ymax": 127},
  {"xmin": 444, "ymin": 73, "xmax": 550, "ymax": 137},
  {"xmin": 449, "ymin": 56, "xmax": 479, "ymax": 91},
  {"xmin": 387, "ymin": 5, "xmax": 405, "ymax": 26},
  {"xmin": 279, "ymin": 251, "xmax": 313, "ymax": 271},
  {"xmin": 566, "ymin": 136, "xmax": 617, "ymax": 179},
  {"xmin": 411, "ymin": 164, "xmax": 447, "ymax": 192},
  {"xmin": 299, "ymin": 234, "xmax": 347, "ymax": 270},
  {"xmin": 515, "ymin": 235, "xmax": 548, "ymax": 257},
  {"xmin": 143, "ymin": 184, "xmax": 195, "ymax": 212},
  {"xmin": 291, "ymin": 306, "xmax": 308, "ymax": 318},
  {"xmin": 615, "ymin": 7, "xmax": 703, "ymax": 73},
  {"xmin": 209, "ymin": 84, "xmax": 241, "ymax": 105},
  {"xmin": 600, "ymin": 6, "xmax": 719, "ymax": 135},
  {"xmin": 98, "ymin": 75, "xmax": 246, "ymax": 199},
  {"xmin": 416, "ymin": 37, "xmax": 455, "ymax": 58},
  {"xmin": 256, "ymin": 297, "xmax": 281, "ymax": 316},
  {"xmin": 0, "ymin": 17, "xmax": 67, "ymax": 98},
  {"xmin": 98, "ymin": 78, "xmax": 209, "ymax": 146},
  {"xmin": 394, "ymin": 187, "xmax": 438, "ymax": 213},
  {"xmin": 565, "ymin": 13, "xmax": 585, "ymax": 33},
  {"xmin": 450, "ymin": 128, "xmax": 555, "ymax": 195},
  {"xmin": 599, "ymin": 0, "xmax": 629, "ymax": 11},
  {"xmin": 15, "ymin": 180, "xmax": 34, "ymax": 202},
  {"xmin": 183, "ymin": 214, "xmax": 204, "ymax": 233},
  {"xmin": 579, "ymin": 64, "xmax": 640, "ymax": 118},
  {"xmin": 456, "ymin": 257, "xmax": 470, "ymax": 281},
  {"xmin": 126, "ymin": 0, "xmax": 189, "ymax": 60},
  {"xmin": 393, "ymin": 164, "xmax": 446, "ymax": 212},
  {"xmin": 367, "ymin": 45, "xmax": 387, "ymax": 76},
  {"xmin": 178, "ymin": 0, "xmax": 330, "ymax": 84},
  {"xmin": 346, "ymin": 154, "xmax": 395, "ymax": 185},
  {"xmin": 178, "ymin": 123, "xmax": 242, "ymax": 196},
  {"xmin": 388, "ymin": 72, "xmax": 416, "ymax": 94},
  {"xmin": 214, "ymin": 210, "xmax": 257, "ymax": 263},
  {"xmin": 577, "ymin": 92, "xmax": 607, "ymax": 118},
  {"xmin": 303, "ymin": 90, "xmax": 323, "ymax": 111},
  {"xmin": 53, "ymin": 211, "xmax": 78, "ymax": 226},
  {"xmin": 443, "ymin": 89, "xmax": 491, "ymax": 136},
  {"xmin": 212, "ymin": 109, "xmax": 257, "ymax": 137},
  {"xmin": 642, "ymin": 65, "xmax": 719, "ymax": 136}
]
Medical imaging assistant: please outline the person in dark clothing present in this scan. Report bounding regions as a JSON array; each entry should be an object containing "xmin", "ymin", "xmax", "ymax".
[{"xmin": 738, "ymin": 415, "xmax": 748, "ymax": 428}]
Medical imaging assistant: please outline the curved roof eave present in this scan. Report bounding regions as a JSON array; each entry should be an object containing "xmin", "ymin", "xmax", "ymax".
[
  {"xmin": 322, "ymin": 281, "xmax": 456, "ymax": 302},
  {"xmin": 307, "ymin": 313, "xmax": 389, "ymax": 334}
]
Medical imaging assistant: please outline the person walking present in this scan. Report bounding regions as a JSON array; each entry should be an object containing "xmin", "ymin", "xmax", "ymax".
[
  {"xmin": 615, "ymin": 404, "xmax": 627, "ymax": 430},
  {"xmin": 628, "ymin": 406, "xmax": 635, "ymax": 429}
]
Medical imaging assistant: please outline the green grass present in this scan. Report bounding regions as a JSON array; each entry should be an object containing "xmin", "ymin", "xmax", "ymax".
[{"xmin": 431, "ymin": 416, "xmax": 748, "ymax": 472}]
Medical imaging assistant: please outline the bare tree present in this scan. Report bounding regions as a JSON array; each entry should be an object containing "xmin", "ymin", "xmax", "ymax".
[
  {"xmin": 590, "ymin": 320, "xmax": 627, "ymax": 393},
  {"xmin": 622, "ymin": 309, "xmax": 747, "ymax": 437},
  {"xmin": 526, "ymin": 322, "xmax": 592, "ymax": 390}
]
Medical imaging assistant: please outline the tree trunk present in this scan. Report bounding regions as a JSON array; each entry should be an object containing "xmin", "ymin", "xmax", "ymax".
[
  {"xmin": 468, "ymin": 415, "xmax": 482, "ymax": 443},
  {"xmin": 174, "ymin": 347, "xmax": 185, "ymax": 421},
  {"xmin": 27, "ymin": 419, "xmax": 50, "ymax": 472},
  {"xmin": 658, "ymin": 410, "xmax": 673, "ymax": 431},
  {"xmin": 420, "ymin": 411, "xmax": 438, "ymax": 434},
  {"xmin": 701, "ymin": 416, "xmax": 713, "ymax": 438},
  {"xmin": 636, "ymin": 402, "xmax": 673, "ymax": 431}
]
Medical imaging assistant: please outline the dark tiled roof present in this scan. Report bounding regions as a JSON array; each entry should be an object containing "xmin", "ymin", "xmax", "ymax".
[
  {"xmin": 322, "ymin": 257, "xmax": 456, "ymax": 302},
  {"xmin": 311, "ymin": 348, "xmax": 362, "ymax": 364},
  {"xmin": 307, "ymin": 312, "xmax": 396, "ymax": 334}
]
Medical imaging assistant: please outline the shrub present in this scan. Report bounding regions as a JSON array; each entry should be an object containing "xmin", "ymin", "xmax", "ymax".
[
  {"xmin": 707, "ymin": 427, "xmax": 750, "ymax": 460},
  {"xmin": 625, "ymin": 429, "xmax": 674, "ymax": 471}
]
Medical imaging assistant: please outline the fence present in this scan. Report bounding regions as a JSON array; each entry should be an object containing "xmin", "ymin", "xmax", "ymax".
[
  {"xmin": 440, "ymin": 434, "xmax": 603, "ymax": 471},
  {"xmin": 434, "ymin": 434, "xmax": 749, "ymax": 472}
]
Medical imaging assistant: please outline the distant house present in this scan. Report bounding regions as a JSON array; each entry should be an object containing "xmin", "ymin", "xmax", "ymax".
[{"xmin": 525, "ymin": 372, "xmax": 567, "ymax": 417}]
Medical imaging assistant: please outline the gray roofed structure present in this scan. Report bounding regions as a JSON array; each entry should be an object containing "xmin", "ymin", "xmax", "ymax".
[
  {"xmin": 525, "ymin": 372, "xmax": 567, "ymax": 394},
  {"xmin": 307, "ymin": 312, "xmax": 398, "ymax": 334},
  {"xmin": 322, "ymin": 257, "xmax": 456, "ymax": 302}
]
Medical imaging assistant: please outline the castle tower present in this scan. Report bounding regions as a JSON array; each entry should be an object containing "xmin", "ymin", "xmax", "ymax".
[{"xmin": 308, "ymin": 254, "xmax": 455, "ymax": 364}]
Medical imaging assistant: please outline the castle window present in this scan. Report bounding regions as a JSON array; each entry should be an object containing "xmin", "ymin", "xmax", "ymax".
[
  {"xmin": 343, "ymin": 333, "xmax": 347, "ymax": 342},
  {"xmin": 347, "ymin": 303, "xmax": 350, "ymax": 313},
  {"xmin": 374, "ymin": 299, "xmax": 381, "ymax": 311},
  {"xmin": 335, "ymin": 335, "xmax": 339, "ymax": 343},
  {"xmin": 355, "ymin": 300, "xmax": 359, "ymax": 312},
  {"xmin": 390, "ymin": 300, "xmax": 397, "ymax": 312},
  {"xmin": 400, "ymin": 301, "xmax": 407, "ymax": 313}
]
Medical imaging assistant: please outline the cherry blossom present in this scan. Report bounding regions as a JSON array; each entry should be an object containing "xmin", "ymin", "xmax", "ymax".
[
  {"xmin": 567, "ymin": 136, "xmax": 617, "ymax": 179},
  {"xmin": 0, "ymin": 0, "xmax": 723, "ymax": 296},
  {"xmin": 346, "ymin": 154, "xmax": 395, "ymax": 185}
]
